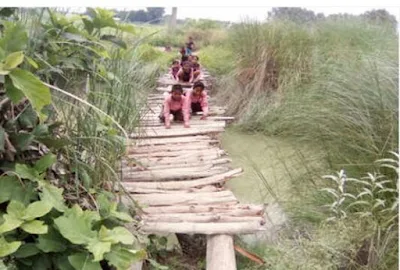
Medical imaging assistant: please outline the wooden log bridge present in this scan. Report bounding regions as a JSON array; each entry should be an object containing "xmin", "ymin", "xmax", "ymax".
[{"xmin": 122, "ymin": 70, "xmax": 267, "ymax": 269}]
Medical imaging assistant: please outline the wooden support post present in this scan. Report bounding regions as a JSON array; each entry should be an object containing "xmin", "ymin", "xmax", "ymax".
[{"xmin": 206, "ymin": 234, "xmax": 237, "ymax": 270}]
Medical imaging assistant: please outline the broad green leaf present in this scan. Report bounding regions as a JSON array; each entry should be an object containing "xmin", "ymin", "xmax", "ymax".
[
  {"xmin": 118, "ymin": 23, "xmax": 136, "ymax": 34},
  {"xmin": 110, "ymin": 209, "xmax": 134, "ymax": 222},
  {"xmin": 0, "ymin": 214, "xmax": 23, "ymax": 233},
  {"xmin": 23, "ymin": 201, "xmax": 52, "ymax": 220},
  {"xmin": 68, "ymin": 253, "xmax": 102, "ymax": 270},
  {"xmin": 13, "ymin": 243, "xmax": 40, "ymax": 258},
  {"xmin": 53, "ymin": 205, "xmax": 100, "ymax": 245},
  {"xmin": 105, "ymin": 246, "xmax": 146, "ymax": 270},
  {"xmin": 97, "ymin": 193, "xmax": 112, "ymax": 216},
  {"xmin": 31, "ymin": 253, "xmax": 52, "ymax": 270},
  {"xmin": 98, "ymin": 226, "xmax": 134, "ymax": 245},
  {"xmin": 109, "ymin": 201, "xmax": 133, "ymax": 222},
  {"xmin": 54, "ymin": 255, "xmax": 75, "ymax": 270},
  {"xmin": 39, "ymin": 182, "xmax": 66, "ymax": 212},
  {"xmin": 15, "ymin": 163, "xmax": 39, "ymax": 181},
  {"xmin": 34, "ymin": 153, "xmax": 57, "ymax": 173},
  {"xmin": 82, "ymin": 18, "xmax": 94, "ymax": 34},
  {"xmin": 7, "ymin": 200, "xmax": 26, "ymax": 219},
  {"xmin": 25, "ymin": 56, "xmax": 38, "ymax": 69},
  {"xmin": 20, "ymin": 220, "xmax": 48, "ymax": 234},
  {"xmin": 0, "ymin": 127, "xmax": 6, "ymax": 152},
  {"xmin": 92, "ymin": 12, "xmax": 117, "ymax": 29},
  {"xmin": 3, "ymin": 51, "xmax": 24, "ymax": 70},
  {"xmin": 37, "ymin": 136, "xmax": 71, "ymax": 149},
  {"xmin": 5, "ymin": 76, "xmax": 24, "ymax": 103},
  {"xmin": 0, "ymin": 64, "xmax": 10, "ymax": 75},
  {"xmin": 0, "ymin": 22, "xmax": 28, "ymax": 53},
  {"xmin": 32, "ymin": 124, "xmax": 49, "ymax": 137},
  {"xmin": 18, "ymin": 106, "xmax": 37, "ymax": 129},
  {"xmin": 0, "ymin": 176, "xmax": 16, "ymax": 203},
  {"xmin": 37, "ymin": 227, "xmax": 68, "ymax": 253},
  {"xmin": 0, "ymin": 176, "xmax": 36, "ymax": 205},
  {"xmin": 9, "ymin": 68, "xmax": 51, "ymax": 122},
  {"xmin": 15, "ymin": 257, "xmax": 33, "ymax": 267},
  {"xmin": 86, "ymin": 239, "xmax": 111, "ymax": 261},
  {"xmin": 13, "ymin": 133, "xmax": 35, "ymax": 151},
  {"xmin": 0, "ymin": 236, "xmax": 21, "ymax": 257}
]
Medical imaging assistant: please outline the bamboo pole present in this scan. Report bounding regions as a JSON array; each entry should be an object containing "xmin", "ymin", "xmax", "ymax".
[
  {"xmin": 207, "ymin": 235, "xmax": 237, "ymax": 270},
  {"xmin": 140, "ymin": 221, "xmax": 265, "ymax": 234},
  {"xmin": 121, "ymin": 168, "xmax": 243, "ymax": 190}
]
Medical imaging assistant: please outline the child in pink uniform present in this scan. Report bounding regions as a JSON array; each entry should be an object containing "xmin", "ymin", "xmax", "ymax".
[
  {"xmin": 169, "ymin": 60, "xmax": 180, "ymax": 80},
  {"xmin": 176, "ymin": 61, "xmax": 194, "ymax": 83},
  {"xmin": 191, "ymin": 55, "xmax": 201, "ymax": 82},
  {"xmin": 159, "ymin": 84, "xmax": 190, "ymax": 129},
  {"xmin": 185, "ymin": 81, "xmax": 209, "ymax": 120}
]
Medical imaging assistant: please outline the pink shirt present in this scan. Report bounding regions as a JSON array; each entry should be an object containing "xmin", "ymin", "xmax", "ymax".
[
  {"xmin": 170, "ymin": 66, "xmax": 180, "ymax": 79},
  {"xmin": 163, "ymin": 94, "xmax": 190, "ymax": 125},
  {"xmin": 186, "ymin": 90, "xmax": 209, "ymax": 116}
]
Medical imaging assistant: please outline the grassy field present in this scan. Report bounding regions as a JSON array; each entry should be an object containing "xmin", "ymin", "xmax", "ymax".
[
  {"xmin": 134, "ymin": 16, "xmax": 399, "ymax": 269},
  {"xmin": 192, "ymin": 16, "xmax": 398, "ymax": 270}
]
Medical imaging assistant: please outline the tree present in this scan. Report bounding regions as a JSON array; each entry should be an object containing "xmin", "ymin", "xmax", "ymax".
[
  {"xmin": 362, "ymin": 9, "xmax": 397, "ymax": 29},
  {"xmin": 146, "ymin": 7, "xmax": 165, "ymax": 24},
  {"xmin": 112, "ymin": 7, "xmax": 165, "ymax": 24},
  {"xmin": 131, "ymin": 10, "xmax": 148, "ymax": 22},
  {"xmin": 267, "ymin": 7, "xmax": 318, "ymax": 24}
]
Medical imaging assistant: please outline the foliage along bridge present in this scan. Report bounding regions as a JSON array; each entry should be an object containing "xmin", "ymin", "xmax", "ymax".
[{"xmin": 121, "ymin": 69, "xmax": 267, "ymax": 270}]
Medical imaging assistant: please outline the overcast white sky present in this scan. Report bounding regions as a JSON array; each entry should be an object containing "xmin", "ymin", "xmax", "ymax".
[
  {"xmin": 139, "ymin": 7, "xmax": 400, "ymax": 23},
  {"xmin": 5, "ymin": 0, "xmax": 400, "ymax": 23}
]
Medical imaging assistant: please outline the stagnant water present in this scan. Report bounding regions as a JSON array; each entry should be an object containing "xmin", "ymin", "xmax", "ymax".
[
  {"xmin": 163, "ymin": 128, "xmax": 324, "ymax": 250},
  {"xmin": 221, "ymin": 128, "xmax": 326, "ymax": 245}
]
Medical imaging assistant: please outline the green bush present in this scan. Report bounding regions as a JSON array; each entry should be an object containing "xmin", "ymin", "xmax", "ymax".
[
  {"xmin": 197, "ymin": 45, "xmax": 235, "ymax": 76},
  {"xmin": 0, "ymin": 8, "xmax": 150, "ymax": 269}
]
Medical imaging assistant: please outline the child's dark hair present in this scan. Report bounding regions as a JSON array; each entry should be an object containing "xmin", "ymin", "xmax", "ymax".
[
  {"xmin": 172, "ymin": 60, "xmax": 179, "ymax": 65},
  {"xmin": 182, "ymin": 61, "xmax": 191, "ymax": 67},
  {"xmin": 193, "ymin": 55, "xmax": 199, "ymax": 60},
  {"xmin": 181, "ymin": 55, "xmax": 189, "ymax": 63},
  {"xmin": 171, "ymin": 84, "xmax": 183, "ymax": 93},
  {"xmin": 193, "ymin": 81, "xmax": 205, "ymax": 90}
]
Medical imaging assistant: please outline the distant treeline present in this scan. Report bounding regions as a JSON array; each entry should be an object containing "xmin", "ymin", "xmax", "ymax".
[
  {"xmin": 267, "ymin": 7, "xmax": 397, "ymax": 27},
  {"xmin": 76, "ymin": 7, "xmax": 397, "ymax": 28}
]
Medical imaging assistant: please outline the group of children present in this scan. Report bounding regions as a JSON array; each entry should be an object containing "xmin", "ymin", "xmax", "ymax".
[
  {"xmin": 169, "ymin": 37, "xmax": 202, "ymax": 83},
  {"xmin": 169, "ymin": 55, "xmax": 201, "ymax": 84},
  {"xmin": 159, "ymin": 81, "xmax": 208, "ymax": 129},
  {"xmin": 159, "ymin": 37, "xmax": 209, "ymax": 129}
]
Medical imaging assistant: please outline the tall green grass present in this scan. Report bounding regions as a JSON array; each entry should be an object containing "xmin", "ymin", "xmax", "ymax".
[
  {"xmin": 214, "ymin": 18, "xmax": 398, "ymax": 176},
  {"xmin": 205, "ymin": 17, "xmax": 399, "ymax": 270},
  {"xmin": 20, "ymin": 8, "xmax": 164, "ymax": 190},
  {"xmin": 197, "ymin": 45, "xmax": 235, "ymax": 76}
]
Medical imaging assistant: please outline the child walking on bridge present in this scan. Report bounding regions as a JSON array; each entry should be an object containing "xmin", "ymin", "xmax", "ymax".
[{"xmin": 159, "ymin": 84, "xmax": 190, "ymax": 129}]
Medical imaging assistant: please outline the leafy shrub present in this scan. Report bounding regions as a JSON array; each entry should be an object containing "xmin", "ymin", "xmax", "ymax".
[{"xmin": 0, "ymin": 8, "xmax": 148, "ymax": 269}]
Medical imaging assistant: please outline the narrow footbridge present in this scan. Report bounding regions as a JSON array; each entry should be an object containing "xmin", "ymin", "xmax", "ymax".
[{"xmin": 122, "ymin": 69, "xmax": 267, "ymax": 270}]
